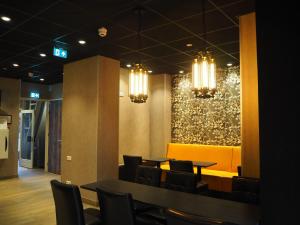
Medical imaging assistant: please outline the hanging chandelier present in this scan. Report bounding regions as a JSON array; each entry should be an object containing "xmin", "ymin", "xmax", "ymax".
[
  {"xmin": 192, "ymin": 51, "xmax": 216, "ymax": 98},
  {"xmin": 129, "ymin": 6, "xmax": 149, "ymax": 103},
  {"xmin": 191, "ymin": 0, "xmax": 217, "ymax": 98},
  {"xmin": 129, "ymin": 63, "xmax": 148, "ymax": 103}
]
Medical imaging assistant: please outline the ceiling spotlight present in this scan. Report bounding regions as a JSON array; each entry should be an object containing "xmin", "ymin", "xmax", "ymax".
[
  {"xmin": 1, "ymin": 16, "xmax": 11, "ymax": 22},
  {"xmin": 179, "ymin": 70, "xmax": 184, "ymax": 74},
  {"xmin": 148, "ymin": 70, "xmax": 152, "ymax": 73},
  {"xmin": 12, "ymin": 63, "xmax": 19, "ymax": 67},
  {"xmin": 40, "ymin": 78, "xmax": 45, "ymax": 81},
  {"xmin": 126, "ymin": 64, "xmax": 132, "ymax": 68},
  {"xmin": 78, "ymin": 40, "xmax": 86, "ymax": 45},
  {"xmin": 98, "ymin": 27, "xmax": 108, "ymax": 37},
  {"xmin": 227, "ymin": 63, "xmax": 233, "ymax": 67},
  {"xmin": 186, "ymin": 43, "xmax": 193, "ymax": 47},
  {"xmin": 40, "ymin": 53, "xmax": 46, "ymax": 57}
]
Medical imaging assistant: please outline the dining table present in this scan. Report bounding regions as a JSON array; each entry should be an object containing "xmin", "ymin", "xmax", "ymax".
[
  {"xmin": 81, "ymin": 179, "xmax": 260, "ymax": 225},
  {"xmin": 144, "ymin": 157, "xmax": 217, "ymax": 180}
]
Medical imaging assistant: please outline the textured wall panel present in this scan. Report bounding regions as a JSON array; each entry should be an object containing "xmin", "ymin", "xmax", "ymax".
[{"xmin": 171, "ymin": 66, "xmax": 240, "ymax": 146}]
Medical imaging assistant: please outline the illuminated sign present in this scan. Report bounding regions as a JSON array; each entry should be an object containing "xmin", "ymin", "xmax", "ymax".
[
  {"xmin": 30, "ymin": 92, "xmax": 40, "ymax": 99},
  {"xmin": 53, "ymin": 47, "xmax": 68, "ymax": 58}
]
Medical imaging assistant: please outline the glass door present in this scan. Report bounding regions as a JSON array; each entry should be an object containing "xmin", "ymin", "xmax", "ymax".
[{"xmin": 19, "ymin": 110, "xmax": 34, "ymax": 168}]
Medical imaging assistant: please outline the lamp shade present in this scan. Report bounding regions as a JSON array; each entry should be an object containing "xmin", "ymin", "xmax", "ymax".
[
  {"xmin": 192, "ymin": 54, "xmax": 216, "ymax": 98},
  {"xmin": 129, "ymin": 64, "xmax": 148, "ymax": 103}
]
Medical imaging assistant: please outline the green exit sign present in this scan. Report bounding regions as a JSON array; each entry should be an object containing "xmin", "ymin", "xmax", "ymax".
[
  {"xmin": 53, "ymin": 47, "xmax": 68, "ymax": 58},
  {"xmin": 30, "ymin": 92, "xmax": 40, "ymax": 99}
]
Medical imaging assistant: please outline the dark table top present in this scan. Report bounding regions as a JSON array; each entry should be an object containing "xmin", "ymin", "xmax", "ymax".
[
  {"xmin": 192, "ymin": 161, "xmax": 217, "ymax": 167},
  {"xmin": 81, "ymin": 179, "xmax": 260, "ymax": 225},
  {"xmin": 143, "ymin": 158, "xmax": 217, "ymax": 168},
  {"xmin": 143, "ymin": 157, "xmax": 169, "ymax": 162}
]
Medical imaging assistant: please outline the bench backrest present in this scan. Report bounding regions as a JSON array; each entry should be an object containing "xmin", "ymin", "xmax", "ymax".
[{"xmin": 167, "ymin": 143, "xmax": 241, "ymax": 172}]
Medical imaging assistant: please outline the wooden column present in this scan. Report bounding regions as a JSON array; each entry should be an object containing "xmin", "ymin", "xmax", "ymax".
[
  {"xmin": 240, "ymin": 12, "xmax": 260, "ymax": 178},
  {"xmin": 62, "ymin": 56, "xmax": 119, "ymax": 204}
]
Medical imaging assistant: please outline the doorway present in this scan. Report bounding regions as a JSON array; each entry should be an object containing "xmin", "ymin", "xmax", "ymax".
[
  {"xmin": 18, "ymin": 99, "xmax": 62, "ymax": 174},
  {"xmin": 19, "ymin": 110, "xmax": 34, "ymax": 168}
]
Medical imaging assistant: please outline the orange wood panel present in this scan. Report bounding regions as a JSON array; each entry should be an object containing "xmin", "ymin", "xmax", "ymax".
[{"xmin": 240, "ymin": 12, "xmax": 260, "ymax": 178}]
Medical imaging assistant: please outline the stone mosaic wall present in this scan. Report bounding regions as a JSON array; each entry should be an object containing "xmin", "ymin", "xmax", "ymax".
[{"xmin": 171, "ymin": 66, "xmax": 240, "ymax": 146}]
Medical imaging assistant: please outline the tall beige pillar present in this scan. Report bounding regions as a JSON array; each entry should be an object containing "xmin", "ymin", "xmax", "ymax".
[
  {"xmin": 240, "ymin": 12, "xmax": 260, "ymax": 178},
  {"xmin": 150, "ymin": 74, "xmax": 172, "ymax": 158},
  {"xmin": 61, "ymin": 56, "xmax": 119, "ymax": 204}
]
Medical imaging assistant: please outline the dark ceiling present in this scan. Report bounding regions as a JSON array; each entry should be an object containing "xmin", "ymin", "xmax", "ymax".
[{"xmin": 0, "ymin": 0, "xmax": 254, "ymax": 84}]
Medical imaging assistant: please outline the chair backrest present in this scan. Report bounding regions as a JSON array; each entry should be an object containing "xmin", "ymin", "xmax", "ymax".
[
  {"xmin": 166, "ymin": 209, "xmax": 236, "ymax": 225},
  {"xmin": 169, "ymin": 160, "xmax": 194, "ymax": 173},
  {"xmin": 231, "ymin": 176, "xmax": 260, "ymax": 204},
  {"xmin": 237, "ymin": 166, "xmax": 242, "ymax": 176},
  {"xmin": 50, "ymin": 180, "xmax": 85, "ymax": 225},
  {"xmin": 123, "ymin": 155, "xmax": 143, "ymax": 182},
  {"xmin": 165, "ymin": 171, "xmax": 197, "ymax": 193},
  {"xmin": 135, "ymin": 165, "xmax": 162, "ymax": 187},
  {"xmin": 96, "ymin": 187, "xmax": 136, "ymax": 225}
]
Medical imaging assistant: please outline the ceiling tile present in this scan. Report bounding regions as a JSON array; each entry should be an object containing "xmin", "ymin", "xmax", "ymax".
[{"xmin": 143, "ymin": 23, "xmax": 191, "ymax": 43}]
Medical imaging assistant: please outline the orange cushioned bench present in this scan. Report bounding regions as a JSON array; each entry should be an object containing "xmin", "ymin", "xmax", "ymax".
[{"xmin": 160, "ymin": 143, "xmax": 241, "ymax": 192}]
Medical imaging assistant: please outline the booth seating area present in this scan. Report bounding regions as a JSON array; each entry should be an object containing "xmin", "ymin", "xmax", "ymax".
[{"xmin": 160, "ymin": 143, "xmax": 241, "ymax": 192}]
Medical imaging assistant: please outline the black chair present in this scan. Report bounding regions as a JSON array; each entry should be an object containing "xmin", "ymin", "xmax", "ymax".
[
  {"xmin": 169, "ymin": 160, "xmax": 194, "ymax": 173},
  {"xmin": 166, "ymin": 208, "xmax": 236, "ymax": 225},
  {"xmin": 96, "ymin": 187, "xmax": 164, "ymax": 225},
  {"xmin": 135, "ymin": 165, "xmax": 162, "ymax": 187},
  {"xmin": 168, "ymin": 160, "xmax": 208, "ymax": 192},
  {"xmin": 165, "ymin": 171, "xmax": 207, "ymax": 193},
  {"xmin": 122, "ymin": 155, "xmax": 143, "ymax": 182},
  {"xmin": 231, "ymin": 176, "xmax": 260, "ymax": 204},
  {"xmin": 134, "ymin": 166, "xmax": 166, "ymax": 224},
  {"xmin": 50, "ymin": 180, "xmax": 101, "ymax": 225}
]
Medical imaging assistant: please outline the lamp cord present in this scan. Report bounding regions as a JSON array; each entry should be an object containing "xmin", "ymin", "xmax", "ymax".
[
  {"xmin": 137, "ymin": 7, "xmax": 142, "ymax": 64},
  {"xmin": 202, "ymin": 0, "xmax": 207, "ymax": 52}
]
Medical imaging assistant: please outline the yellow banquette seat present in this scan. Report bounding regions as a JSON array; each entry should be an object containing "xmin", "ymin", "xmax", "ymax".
[{"xmin": 160, "ymin": 143, "xmax": 241, "ymax": 192}]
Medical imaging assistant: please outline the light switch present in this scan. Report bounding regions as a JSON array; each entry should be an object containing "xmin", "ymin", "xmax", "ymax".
[{"xmin": 66, "ymin": 156, "xmax": 72, "ymax": 161}]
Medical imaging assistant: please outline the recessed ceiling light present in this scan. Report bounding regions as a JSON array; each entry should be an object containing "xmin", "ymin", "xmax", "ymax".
[
  {"xmin": 12, "ymin": 63, "xmax": 19, "ymax": 67},
  {"xmin": 40, "ymin": 78, "xmax": 45, "ymax": 81},
  {"xmin": 78, "ymin": 40, "xmax": 86, "ymax": 45},
  {"xmin": 179, "ymin": 70, "xmax": 184, "ymax": 74},
  {"xmin": 126, "ymin": 64, "xmax": 131, "ymax": 68},
  {"xmin": 40, "ymin": 53, "xmax": 46, "ymax": 57},
  {"xmin": 148, "ymin": 70, "xmax": 152, "ymax": 73},
  {"xmin": 186, "ymin": 43, "xmax": 193, "ymax": 47},
  {"xmin": 227, "ymin": 63, "xmax": 233, "ymax": 67},
  {"xmin": 1, "ymin": 16, "xmax": 11, "ymax": 22}
]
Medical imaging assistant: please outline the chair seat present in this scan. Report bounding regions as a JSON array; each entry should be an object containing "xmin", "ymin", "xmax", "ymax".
[
  {"xmin": 84, "ymin": 208, "xmax": 101, "ymax": 219},
  {"xmin": 136, "ymin": 214, "xmax": 166, "ymax": 225},
  {"xmin": 84, "ymin": 213, "xmax": 102, "ymax": 225},
  {"xmin": 134, "ymin": 201, "xmax": 157, "ymax": 213},
  {"xmin": 196, "ymin": 181, "xmax": 208, "ymax": 192},
  {"xmin": 139, "ymin": 207, "xmax": 166, "ymax": 223}
]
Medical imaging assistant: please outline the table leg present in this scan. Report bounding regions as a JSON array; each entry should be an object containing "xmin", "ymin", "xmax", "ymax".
[{"xmin": 197, "ymin": 166, "xmax": 202, "ymax": 181}]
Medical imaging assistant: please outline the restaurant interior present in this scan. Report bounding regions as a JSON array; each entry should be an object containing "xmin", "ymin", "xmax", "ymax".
[{"xmin": 0, "ymin": 1, "xmax": 296, "ymax": 225}]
